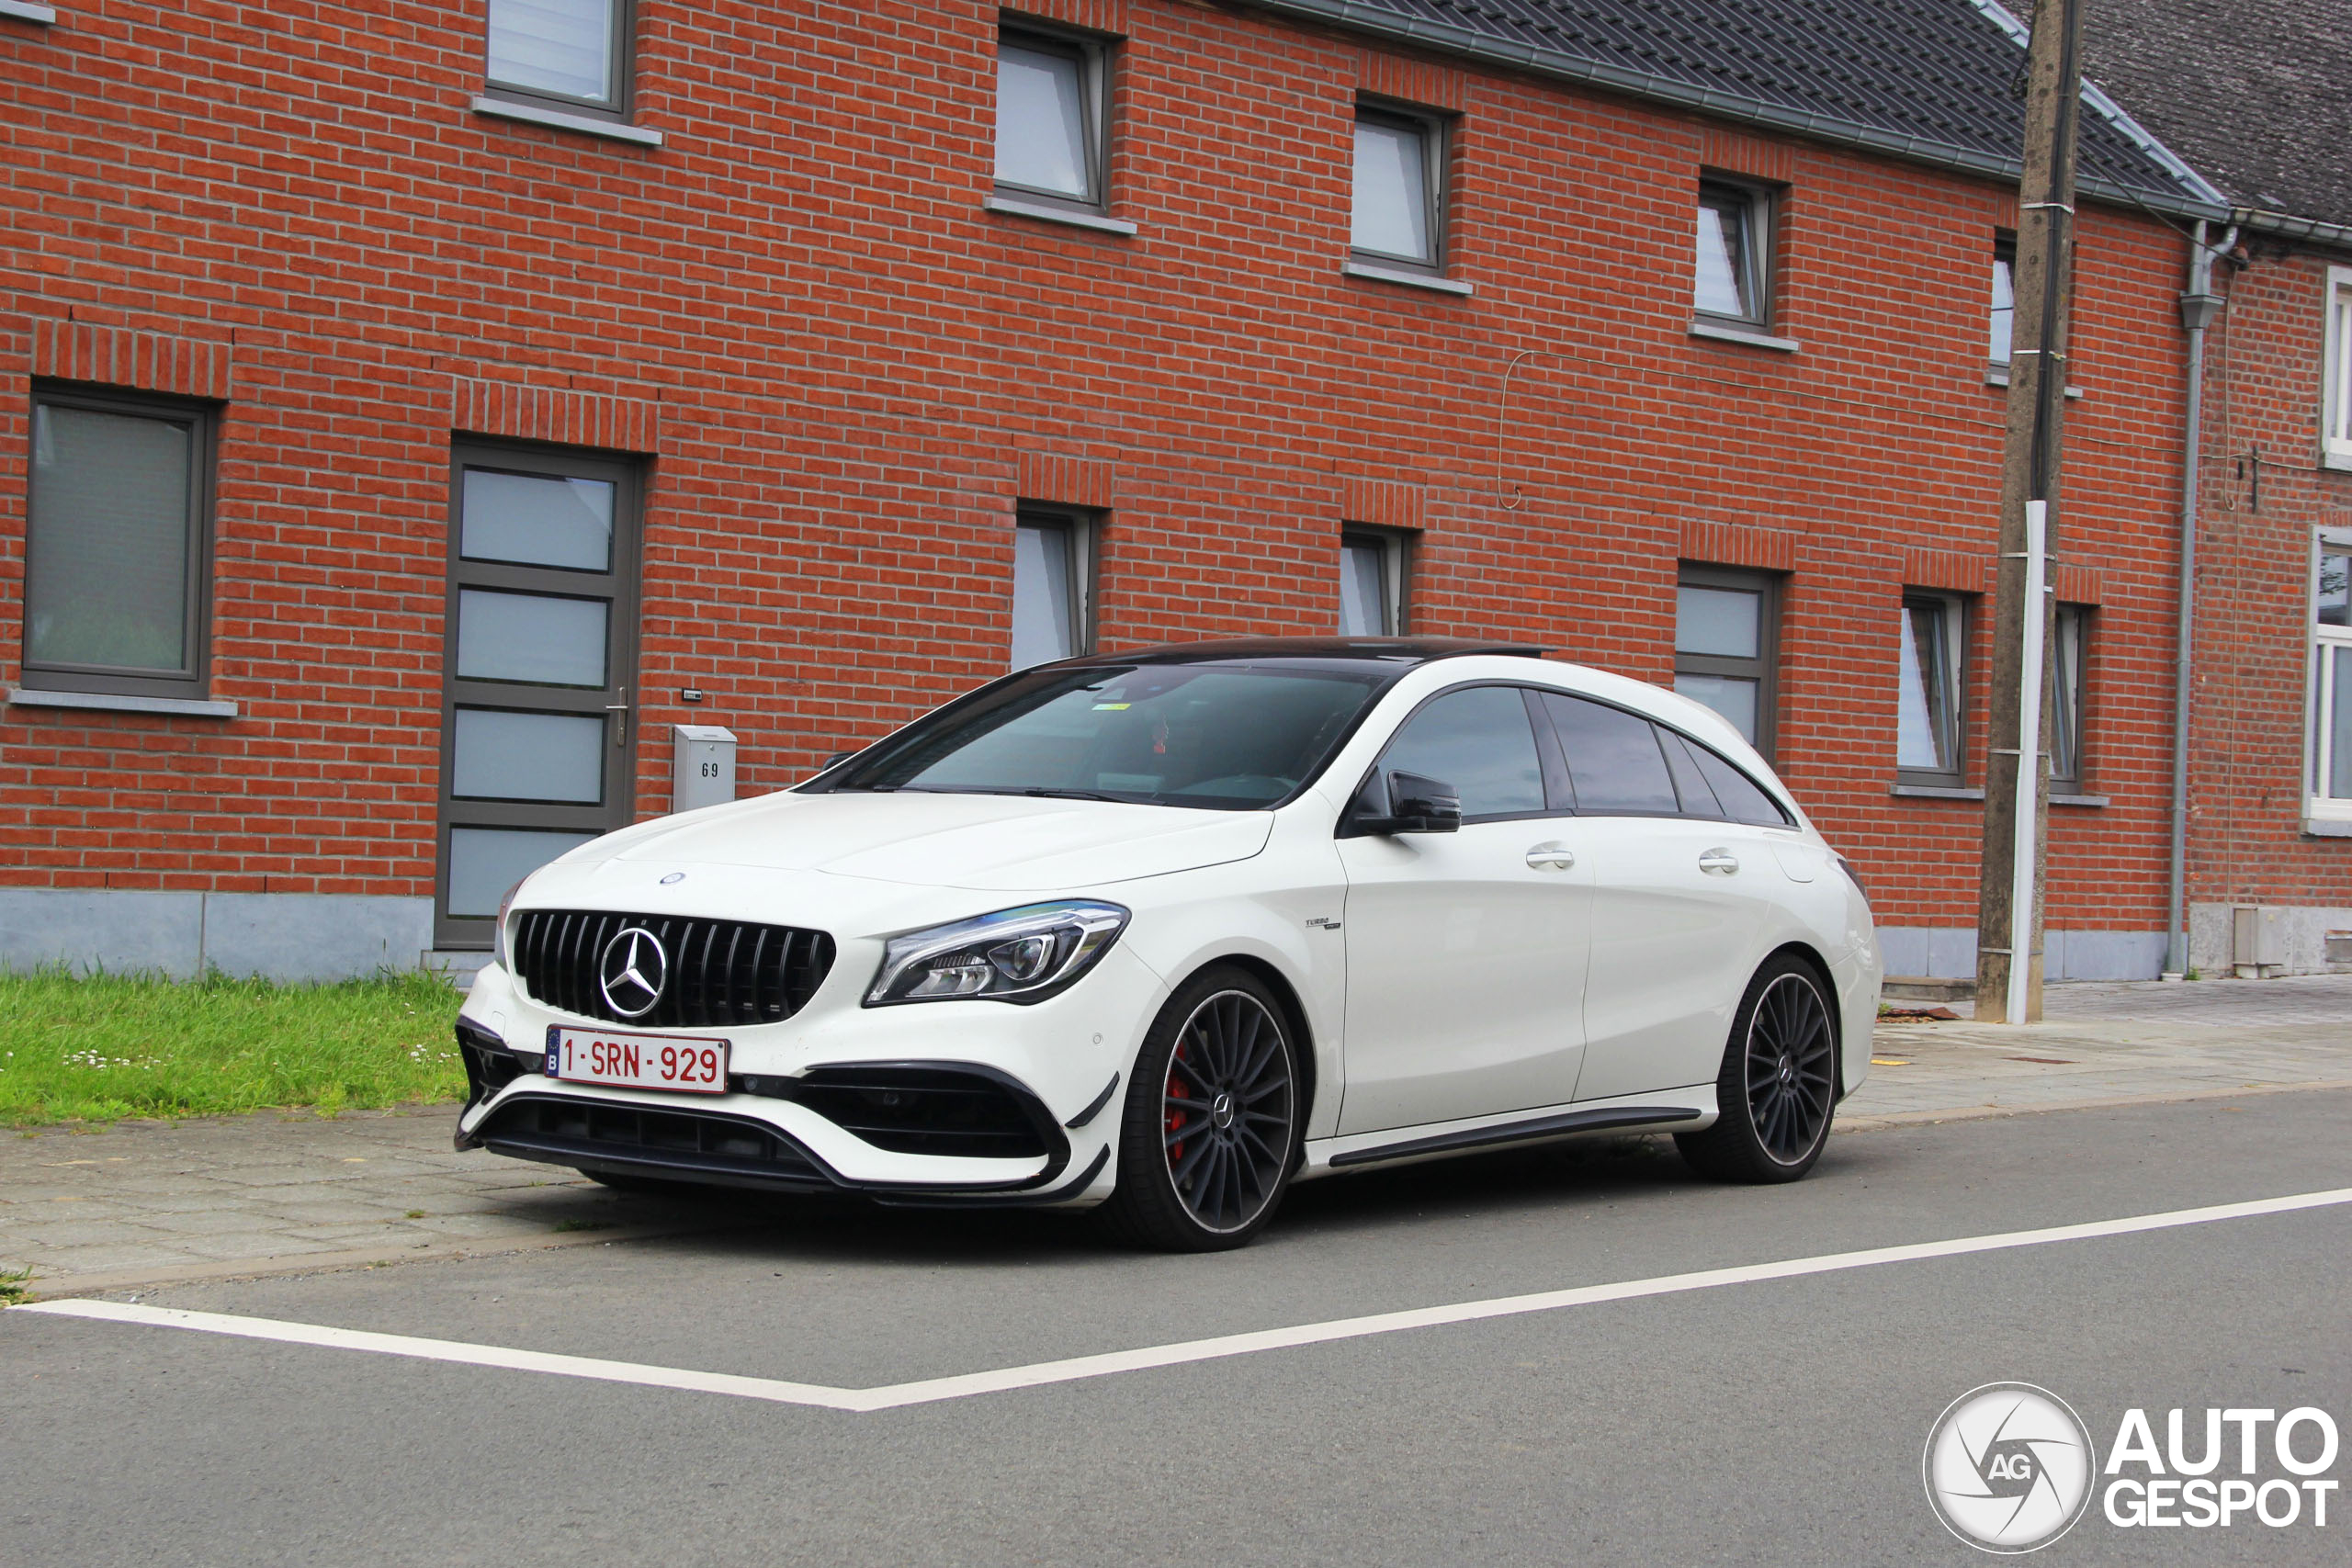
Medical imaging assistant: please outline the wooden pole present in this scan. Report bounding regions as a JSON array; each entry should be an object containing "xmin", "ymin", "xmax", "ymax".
[{"xmin": 1974, "ymin": 0, "xmax": 2084, "ymax": 1023}]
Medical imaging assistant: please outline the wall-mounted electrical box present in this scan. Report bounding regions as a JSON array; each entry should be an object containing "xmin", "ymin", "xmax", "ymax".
[{"xmin": 672, "ymin": 724, "xmax": 737, "ymax": 813}]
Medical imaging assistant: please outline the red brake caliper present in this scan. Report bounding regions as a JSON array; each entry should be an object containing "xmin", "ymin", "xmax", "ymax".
[{"xmin": 1165, "ymin": 1043, "xmax": 1188, "ymax": 1168}]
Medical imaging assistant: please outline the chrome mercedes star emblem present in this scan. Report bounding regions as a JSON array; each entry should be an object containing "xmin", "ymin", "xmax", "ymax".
[{"xmin": 598, "ymin": 927, "xmax": 668, "ymax": 1019}]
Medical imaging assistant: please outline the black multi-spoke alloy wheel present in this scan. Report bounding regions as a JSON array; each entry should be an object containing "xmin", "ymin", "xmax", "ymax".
[
  {"xmin": 1675, "ymin": 953, "xmax": 1839, "ymax": 1183},
  {"xmin": 1100, "ymin": 966, "xmax": 1300, "ymax": 1252}
]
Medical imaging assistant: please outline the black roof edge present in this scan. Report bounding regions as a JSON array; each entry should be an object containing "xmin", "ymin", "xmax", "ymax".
[
  {"xmin": 1238, "ymin": 0, "xmax": 2230, "ymax": 224},
  {"xmin": 1049, "ymin": 636, "xmax": 1552, "ymax": 667}
]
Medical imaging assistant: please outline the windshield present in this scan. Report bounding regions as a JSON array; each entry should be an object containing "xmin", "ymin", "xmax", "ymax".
[{"xmin": 819, "ymin": 663, "xmax": 1388, "ymax": 810}]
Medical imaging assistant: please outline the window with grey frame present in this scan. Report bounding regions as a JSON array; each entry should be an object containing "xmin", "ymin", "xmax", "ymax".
[
  {"xmin": 1673, "ymin": 565, "xmax": 1780, "ymax": 757},
  {"xmin": 1339, "ymin": 527, "xmax": 1410, "ymax": 637},
  {"xmin": 1896, "ymin": 592, "xmax": 1969, "ymax": 788},
  {"xmin": 1351, "ymin": 103, "xmax": 1446, "ymax": 273},
  {"xmin": 1011, "ymin": 506, "xmax": 1095, "ymax": 669},
  {"xmin": 2049, "ymin": 603, "xmax": 2087, "ymax": 791},
  {"xmin": 22, "ymin": 384, "xmax": 217, "ymax": 700},
  {"xmin": 1987, "ymin": 233, "xmax": 2018, "ymax": 375},
  {"xmin": 1693, "ymin": 177, "xmax": 1774, "ymax": 327},
  {"xmin": 994, "ymin": 23, "xmax": 1111, "ymax": 213},
  {"xmin": 484, "ymin": 0, "xmax": 633, "ymax": 119},
  {"xmin": 436, "ymin": 442, "xmax": 643, "ymax": 947}
]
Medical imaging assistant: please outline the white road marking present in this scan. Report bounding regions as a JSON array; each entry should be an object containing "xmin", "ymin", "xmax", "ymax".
[{"xmin": 16, "ymin": 1186, "xmax": 2352, "ymax": 1413}]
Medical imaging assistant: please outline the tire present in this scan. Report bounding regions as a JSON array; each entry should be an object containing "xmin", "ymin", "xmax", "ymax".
[
  {"xmin": 1675, "ymin": 953, "xmax": 1840, "ymax": 1183},
  {"xmin": 1097, "ymin": 965, "xmax": 1302, "ymax": 1252}
]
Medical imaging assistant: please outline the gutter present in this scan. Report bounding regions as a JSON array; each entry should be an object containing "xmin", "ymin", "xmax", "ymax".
[
  {"xmin": 1238, "ymin": 0, "xmax": 2229, "ymax": 221},
  {"xmin": 2231, "ymin": 207, "xmax": 2352, "ymax": 254},
  {"xmin": 2165, "ymin": 221, "xmax": 2233, "ymax": 977}
]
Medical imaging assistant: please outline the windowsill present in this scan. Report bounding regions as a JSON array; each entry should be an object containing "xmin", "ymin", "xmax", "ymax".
[
  {"xmin": 469, "ymin": 96, "xmax": 665, "ymax": 148},
  {"xmin": 2051, "ymin": 793, "xmax": 2109, "ymax": 807},
  {"xmin": 1341, "ymin": 260, "xmax": 1474, "ymax": 297},
  {"xmin": 0, "ymin": 2, "xmax": 58, "ymax": 23},
  {"xmin": 1984, "ymin": 368, "xmax": 2086, "ymax": 399},
  {"xmin": 2322, "ymin": 450, "xmax": 2352, "ymax": 473},
  {"xmin": 1890, "ymin": 783, "xmax": 1984, "ymax": 800},
  {"xmin": 982, "ymin": 194, "xmax": 1138, "ymax": 236},
  {"xmin": 8, "ymin": 687, "xmax": 238, "ymax": 718},
  {"xmin": 2304, "ymin": 816, "xmax": 2352, "ymax": 838},
  {"xmin": 1689, "ymin": 319, "xmax": 1800, "ymax": 353}
]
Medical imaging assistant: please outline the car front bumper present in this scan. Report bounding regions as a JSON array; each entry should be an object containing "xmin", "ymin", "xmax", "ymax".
[{"xmin": 451, "ymin": 946, "xmax": 1164, "ymax": 1207}]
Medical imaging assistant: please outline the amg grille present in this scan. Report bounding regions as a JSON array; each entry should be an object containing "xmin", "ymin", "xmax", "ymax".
[{"xmin": 510, "ymin": 908, "xmax": 834, "ymax": 1028}]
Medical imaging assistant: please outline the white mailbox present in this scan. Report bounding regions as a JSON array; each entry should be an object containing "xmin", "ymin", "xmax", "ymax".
[{"xmin": 672, "ymin": 724, "xmax": 738, "ymax": 813}]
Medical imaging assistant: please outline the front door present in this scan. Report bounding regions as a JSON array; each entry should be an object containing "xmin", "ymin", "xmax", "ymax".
[
  {"xmin": 434, "ymin": 442, "xmax": 641, "ymax": 948},
  {"xmin": 1337, "ymin": 684, "xmax": 1595, "ymax": 1134}
]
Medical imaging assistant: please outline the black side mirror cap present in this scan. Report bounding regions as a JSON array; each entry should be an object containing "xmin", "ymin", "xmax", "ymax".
[{"xmin": 1364, "ymin": 770, "xmax": 1462, "ymax": 835}]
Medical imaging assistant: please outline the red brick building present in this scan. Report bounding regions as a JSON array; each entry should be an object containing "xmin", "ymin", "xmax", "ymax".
[
  {"xmin": 0, "ymin": 0, "xmax": 2267, "ymax": 980},
  {"xmin": 2086, "ymin": 0, "xmax": 2352, "ymax": 977}
]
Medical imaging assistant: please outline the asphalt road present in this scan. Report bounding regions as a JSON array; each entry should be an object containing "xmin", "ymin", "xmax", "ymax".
[{"xmin": 6, "ymin": 1090, "xmax": 2349, "ymax": 1566}]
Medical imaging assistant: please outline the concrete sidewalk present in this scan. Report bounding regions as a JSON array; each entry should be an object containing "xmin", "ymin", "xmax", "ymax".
[{"xmin": 5, "ymin": 975, "xmax": 2348, "ymax": 1300}]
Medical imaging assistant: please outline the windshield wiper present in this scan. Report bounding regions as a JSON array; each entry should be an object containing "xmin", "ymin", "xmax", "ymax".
[{"xmin": 903, "ymin": 785, "xmax": 1130, "ymax": 804}]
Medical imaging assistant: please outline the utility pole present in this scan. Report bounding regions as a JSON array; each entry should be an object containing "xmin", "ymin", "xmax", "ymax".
[{"xmin": 1974, "ymin": 0, "xmax": 2084, "ymax": 1024}]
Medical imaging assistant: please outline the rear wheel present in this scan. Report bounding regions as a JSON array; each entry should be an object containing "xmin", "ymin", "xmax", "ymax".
[
  {"xmin": 1098, "ymin": 966, "xmax": 1300, "ymax": 1252},
  {"xmin": 1676, "ymin": 954, "xmax": 1839, "ymax": 1183}
]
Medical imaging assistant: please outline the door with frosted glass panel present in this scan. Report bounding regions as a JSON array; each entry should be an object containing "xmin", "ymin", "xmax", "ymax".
[{"xmin": 435, "ymin": 444, "xmax": 639, "ymax": 947}]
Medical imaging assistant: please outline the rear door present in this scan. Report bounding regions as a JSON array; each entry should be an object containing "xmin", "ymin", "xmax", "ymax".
[
  {"xmin": 1336, "ymin": 684, "xmax": 1595, "ymax": 1134},
  {"xmin": 1537, "ymin": 694, "xmax": 1781, "ymax": 1101}
]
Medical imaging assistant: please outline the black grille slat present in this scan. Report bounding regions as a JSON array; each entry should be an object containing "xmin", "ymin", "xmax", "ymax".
[{"xmin": 510, "ymin": 908, "xmax": 834, "ymax": 1029}]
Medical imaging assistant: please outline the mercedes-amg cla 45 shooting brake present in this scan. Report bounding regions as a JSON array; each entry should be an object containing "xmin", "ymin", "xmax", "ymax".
[{"xmin": 454, "ymin": 637, "xmax": 1881, "ymax": 1250}]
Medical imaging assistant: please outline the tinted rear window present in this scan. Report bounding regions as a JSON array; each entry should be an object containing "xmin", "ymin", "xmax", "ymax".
[
  {"xmin": 1543, "ymin": 694, "xmax": 1679, "ymax": 816},
  {"xmin": 1685, "ymin": 736, "xmax": 1792, "ymax": 826}
]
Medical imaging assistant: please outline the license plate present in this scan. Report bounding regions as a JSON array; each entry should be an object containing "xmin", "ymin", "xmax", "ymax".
[{"xmin": 546, "ymin": 1025, "xmax": 729, "ymax": 1095}]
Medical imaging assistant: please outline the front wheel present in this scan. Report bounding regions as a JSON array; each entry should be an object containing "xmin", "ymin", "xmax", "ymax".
[
  {"xmin": 1097, "ymin": 966, "xmax": 1301, "ymax": 1252},
  {"xmin": 1676, "ymin": 954, "xmax": 1840, "ymax": 1183}
]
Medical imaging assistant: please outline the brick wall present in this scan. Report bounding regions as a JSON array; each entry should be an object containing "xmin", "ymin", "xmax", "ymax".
[
  {"xmin": 0, "ymin": 0, "xmax": 2220, "ymax": 942},
  {"xmin": 2186, "ymin": 243, "xmax": 2352, "ymax": 908}
]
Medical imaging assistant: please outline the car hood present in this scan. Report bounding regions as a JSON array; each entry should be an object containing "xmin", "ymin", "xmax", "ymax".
[{"xmin": 574, "ymin": 789, "xmax": 1275, "ymax": 892}]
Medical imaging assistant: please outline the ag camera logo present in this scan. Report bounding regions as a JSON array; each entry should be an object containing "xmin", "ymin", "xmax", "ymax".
[{"xmin": 1923, "ymin": 1382, "xmax": 2098, "ymax": 1553}]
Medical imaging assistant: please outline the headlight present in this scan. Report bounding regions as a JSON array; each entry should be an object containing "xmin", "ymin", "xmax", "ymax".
[{"xmin": 865, "ymin": 901, "xmax": 1130, "ymax": 1007}]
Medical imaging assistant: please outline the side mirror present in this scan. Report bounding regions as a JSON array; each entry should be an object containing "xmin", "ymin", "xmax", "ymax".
[
  {"xmin": 1370, "ymin": 770, "xmax": 1462, "ymax": 835},
  {"xmin": 823, "ymin": 750, "xmax": 854, "ymax": 769}
]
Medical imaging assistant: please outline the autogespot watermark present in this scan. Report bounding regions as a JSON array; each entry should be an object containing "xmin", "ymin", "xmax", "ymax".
[{"xmin": 1924, "ymin": 1385, "xmax": 2343, "ymax": 1553}]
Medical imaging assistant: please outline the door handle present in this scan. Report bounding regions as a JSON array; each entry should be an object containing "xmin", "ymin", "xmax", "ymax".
[
  {"xmin": 1525, "ymin": 843, "xmax": 1576, "ymax": 872},
  {"xmin": 605, "ymin": 685, "xmax": 630, "ymax": 749},
  {"xmin": 1699, "ymin": 848, "xmax": 1739, "ymax": 875}
]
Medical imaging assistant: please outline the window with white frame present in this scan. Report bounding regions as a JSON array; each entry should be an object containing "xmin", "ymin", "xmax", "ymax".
[
  {"xmin": 1339, "ymin": 528, "xmax": 1408, "ymax": 637},
  {"xmin": 1011, "ymin": 506, "xmax": 1095, "ymax": 669},
  {"xmin": 995, "ymin": 25, "xmax": 1110, "ymax": 212},
  {"xmin": 1896, "ymin": 592, "xmax": 1968, "ymax": 788},
  {"xmin": 1351, "ymin": 105, "xmax": 1444, "ymax": 271},
  {"xmin": 1988, "ymin": 235, "xmax": 2018, "ymax": 373},
  {"xmin": 485, "ymin": 0, "xmax": 631, "ymax": 118},
  {"xmin": 1674, "ymin": 565, "xmax": 1780, "ymax": 757},
  {"xmin": 1694, "ymin": 178, "xmax": 1772, "ymax": 327},
  {"xmin": 2324, "ymin": 266, "xmax": 2352, "ymax": 469},
  {"xmin": 2310, "ymin": 536, "xmax": 2352, "ymax": 818},
  {"xmin": 2050, "ymin": 604, "xmax": 2087, "ymax": 791}
]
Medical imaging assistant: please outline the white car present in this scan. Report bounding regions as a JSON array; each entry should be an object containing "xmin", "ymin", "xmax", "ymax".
[{"xmin": 454, "ymin": 637, "xmax": 1880, "ymax": 1251}]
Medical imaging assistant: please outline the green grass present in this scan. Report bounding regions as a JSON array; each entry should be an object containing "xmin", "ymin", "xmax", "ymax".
[
  {"xmin": 0, "ymin": 969, "xmax": 466, "ymax": 1126},
  {"xmin": 0, "ymin": 1267, "xmax": 31, "ymax": 1306}
]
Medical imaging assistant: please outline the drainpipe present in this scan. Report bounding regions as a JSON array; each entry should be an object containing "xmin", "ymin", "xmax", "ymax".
[{"xmin": 2165, "ymin": 220, "xmax": 2233, "ymax": 978}]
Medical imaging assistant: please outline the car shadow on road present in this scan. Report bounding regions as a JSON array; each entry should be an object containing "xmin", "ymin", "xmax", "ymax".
[{"xmin": 588, "ymin": 1130, "xmax": 1883, "ymax": 1270}]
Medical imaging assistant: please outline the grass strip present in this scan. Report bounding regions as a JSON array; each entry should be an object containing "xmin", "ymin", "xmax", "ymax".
[{"xmin": 0, "ymin": 969, "xmax": 465, "ymax": 1126}]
